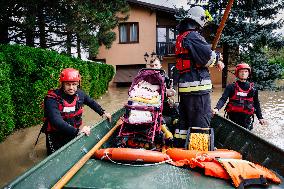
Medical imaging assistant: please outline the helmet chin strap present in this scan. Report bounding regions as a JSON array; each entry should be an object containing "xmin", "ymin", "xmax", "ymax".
[
  {"xmin": 238, "ymin": 75, "xmax": 249, "ymax": 82},
  {"xmin": 238, "ymin": 78, "xmax": 247, "ymax": 82},
  {"xmin": 177, "ymin": 20, "xmax": 200, "ymax": 33}
]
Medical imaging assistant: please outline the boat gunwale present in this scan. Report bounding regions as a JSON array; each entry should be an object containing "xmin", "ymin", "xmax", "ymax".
[
  {"xmin": 213, "ymin": 114, "xmax": 284, "ymax": 153},
  {"xmin": 5, "ymin": 108, "xmax": 124, "ymax": 189},
  {"xmin": 5, "ymin": 109, "xmax": 284, "ymax": 189}
]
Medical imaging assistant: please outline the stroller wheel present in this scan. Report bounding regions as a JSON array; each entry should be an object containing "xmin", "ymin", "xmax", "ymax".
[
  {"xmin": 154, "ymin": 131, "xmax": 164, "ymax": 145},
  {"xmin": 113, "ymin": 137, "xmax": 128, "ymax": 148}
]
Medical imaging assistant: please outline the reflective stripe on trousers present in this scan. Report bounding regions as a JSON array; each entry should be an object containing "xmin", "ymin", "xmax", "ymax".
[
  {"xmin": 174, "ymin": 129, "xmax": 187, "ymax": 139},
  {"xmin": 178, "ymin": 84, "xmax": 212, "ymax": 93}
]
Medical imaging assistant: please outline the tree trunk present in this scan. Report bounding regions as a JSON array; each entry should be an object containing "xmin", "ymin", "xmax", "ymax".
[
  {"xmin": 0, "ymin": 3, "xmax": 10, "ymax": 44},
  {"xmin": 25, "ymin": 5, "xmax": 36, "ymax": 47},
  {"xmin": 222, "ymin": 43, "xmax": 229, "ymax": 88},
  {"xmin": 38, "ymin": 2, "xmax": 47, "ymax": 48},
  {"xmin": 0, "ymin": 20, "xmax": 9, "ymax": 44},
  {"xmin": 26, "ymin": 28, "xmax": 35, "ymax": 47},
  {"xmin": 76, "ymin": 34, "xmax": 81, "ymax": 58},
  {"xmin": 66, "ymin": 32, "xmax": 72, "ymax": 55}
]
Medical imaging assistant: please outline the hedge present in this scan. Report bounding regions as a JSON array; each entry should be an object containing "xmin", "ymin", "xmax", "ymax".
[
  {"xmin": 0, "ymin": 44, "xmax": 115, "ymax": 142},
  {"xmin": 0, "ymin": 53, "xmax": 15, "ymax": 141}
]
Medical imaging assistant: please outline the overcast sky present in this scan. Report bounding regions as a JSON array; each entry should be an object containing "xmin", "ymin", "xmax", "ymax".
[{"xmin": 141, "ymin": 0, "xmax": 191, "ymax": 9}]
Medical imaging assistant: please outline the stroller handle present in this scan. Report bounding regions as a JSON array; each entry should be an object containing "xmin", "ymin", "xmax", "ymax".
[{"xmin": 139, "ymin": 68, "xmax": 166, "ymax": 76}]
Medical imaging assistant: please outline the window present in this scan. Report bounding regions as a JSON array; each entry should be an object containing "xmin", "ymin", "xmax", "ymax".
[
  {"xmin": 157, "ymin": 27, "xmax": 177, "ymax": 43},
  {"xmin": 119, "ymin": 23, "xmax": 139, "ymax": 43},
  {"xmin": 156, "ymin": 26, "xmax": 177, "ymax": 55}
]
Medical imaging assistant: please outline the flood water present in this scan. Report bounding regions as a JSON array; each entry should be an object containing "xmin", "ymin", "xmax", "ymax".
[{"xmin": 0, "ymin": 85, "xmax": 283, "ymax": 187}]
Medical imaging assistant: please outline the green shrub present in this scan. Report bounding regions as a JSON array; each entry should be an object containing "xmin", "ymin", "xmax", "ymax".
[
  {"xmin": 242, "ymin": 51, "xmax": 283, "ymax": 90},
  {"xmin": 0, "ymin": 53, "xmax": 15, "ymax": 141},
  {"xmin": 265, "ymin": 47, "xmax": 284, "ymax": 78},
  {"xmin": 0, "ymin": 44, "xmax": 114, "ymax": 141}
]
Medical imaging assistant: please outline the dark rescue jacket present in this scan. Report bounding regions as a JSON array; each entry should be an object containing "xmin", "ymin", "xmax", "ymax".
[
  {"xmin": 44, "ymin": 89, "xmax": 83, "ymax": 132},
  {"xmin": 225, "ymin": 82, "xmax": 255, "ymax": 115}
]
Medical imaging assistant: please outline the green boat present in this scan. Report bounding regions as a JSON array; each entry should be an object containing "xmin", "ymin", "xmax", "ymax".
[{"xmin": 5, "ymin": 108, "xmax": 284, "ymax": 189}]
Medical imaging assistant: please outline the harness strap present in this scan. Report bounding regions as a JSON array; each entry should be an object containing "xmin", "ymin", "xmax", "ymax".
[
  {"xmin": 44, "ymin": 89, "xmax": 83, "ymax": 132},
  {"xmin": 237, "ymin": 175, "xmax": 267, "ymax": 189}
]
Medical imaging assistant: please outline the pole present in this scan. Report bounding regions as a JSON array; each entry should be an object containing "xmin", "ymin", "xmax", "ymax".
[
  {"xmin": 52, "ymin": 118, "xmax": 123, "ymax": 189},
  {"xmin": 212, "ymin": 0, "xmax": 234, "ymax": 50}
]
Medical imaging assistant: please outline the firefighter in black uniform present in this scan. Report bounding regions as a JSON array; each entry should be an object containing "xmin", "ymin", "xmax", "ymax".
[
  {"xmin": 174, "ymin": 6, "xmax": 224, "ymax": 146},
  {"xmin": 213, "ymin": 63, "xmax": 267, "ymax": 130},
  {"xmin": 43, "ymin": 68, "xmax": 111, "ymax": 155}
]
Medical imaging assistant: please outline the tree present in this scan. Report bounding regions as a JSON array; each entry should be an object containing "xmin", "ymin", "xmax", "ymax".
[
  {"xmin": 207, "ymin": 0, "xmax": 284, "ymax": 89},
  {"xmin": 242, "ymin": 51, "xmax": 283, "ymax": 89},
  {"xmin": 0, "ymin": 0, "xmax": 129, "ymax": 58}
]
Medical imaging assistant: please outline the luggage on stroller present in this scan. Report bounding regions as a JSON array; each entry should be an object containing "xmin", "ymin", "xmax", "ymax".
[{"xmin": 118, "ymin": 69, "xmax": 166, "ymax": 148}]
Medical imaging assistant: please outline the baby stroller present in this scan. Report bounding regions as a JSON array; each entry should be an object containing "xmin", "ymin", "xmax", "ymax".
[{"xmin": 117, "ymin": 68, "xmax": 166, "ymax": 149}]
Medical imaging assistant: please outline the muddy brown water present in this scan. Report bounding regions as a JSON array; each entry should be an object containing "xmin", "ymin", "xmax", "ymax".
[{"xmin": 0, "ymin": 86, "xmax": 283, "ymax": 187}]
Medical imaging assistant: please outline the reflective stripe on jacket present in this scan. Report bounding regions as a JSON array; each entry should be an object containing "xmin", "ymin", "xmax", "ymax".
[{"xmin": 178, "ymin": 80, "xmax": 212, "ymax": 93}]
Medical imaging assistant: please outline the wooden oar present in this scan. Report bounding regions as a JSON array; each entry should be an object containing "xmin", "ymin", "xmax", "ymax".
[
  {"xmin": 52, "ymin": 118, "xmax": 123, "ymax": 189},
  {"xmin": 212, "ymin": 0, "xmax": 234, "ymax": 50}
]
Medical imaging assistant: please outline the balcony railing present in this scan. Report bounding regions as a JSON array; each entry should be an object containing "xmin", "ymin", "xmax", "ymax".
[{"xmin": 156, "ymin": 42, "xmax": 175, "ymax": 56}]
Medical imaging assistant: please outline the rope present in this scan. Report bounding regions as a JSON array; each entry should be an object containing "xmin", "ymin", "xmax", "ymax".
[
  {"xmin": 101, "ymin": 152, "xmax": 173, "ymax": 167},
  {"xmin": 188, "ymin": 133, "xmax": 210, "ymax": 151}
]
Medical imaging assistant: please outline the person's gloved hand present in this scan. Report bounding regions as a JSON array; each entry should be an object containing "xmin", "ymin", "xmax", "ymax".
[
  {"xmin": 79, "ymin": 126, "xmax": 91, "ymax": 136},
  {"xmin": 212, "ymin": 108, "xmax": 219, "ymax": 115},
  {"xmin": 102, "ymin": 112, "xmax": 112, "ymax": 122},
  {"xmin": 215, "ymin": 52, "xmax": 224, "ymax": 71},
  {"xmin": 166, "ymin": 88, "xmax": 176, "ymax": 97},
  {"xmin": 217, "ymin": 61, "xmax": 224, "ymax": 71},
  {"xmin": 168, "ymin": 97, "xmax": 175, "ymax": 107},
  {"xmin": 259, "ymin": 119, "xmax": 268, "ymax": 125}
]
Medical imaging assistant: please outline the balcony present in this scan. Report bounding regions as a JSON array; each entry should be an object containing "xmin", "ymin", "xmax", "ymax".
[{"xmin": 156, "ymin": 42, "xmax": 175, "ymax": 56}]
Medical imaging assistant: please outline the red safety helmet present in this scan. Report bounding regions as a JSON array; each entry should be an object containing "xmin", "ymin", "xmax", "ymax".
[
  {"xmin": 235, "ymin": 63, "xmax": 251, "ymax": 77},
  {"xmin": 59, "ymin": 68, "xmax": 81, "ymax": 82}
]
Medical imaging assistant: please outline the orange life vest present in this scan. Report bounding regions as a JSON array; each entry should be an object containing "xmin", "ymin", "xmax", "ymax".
[
  {"xmin": 170, "ymin": 154, "xmax": 281, "ymax": 188},
  {"xmin": 175, "ymin": 31, "xmax": 191, "ymax": 73},
  {"xmin": 225, "ymin": 82, "xmax": 255, "ymax": 115},
  {"xmin": 218, "ymin": 159, "xmax": 281, "ymax": 188},
  {"xmin": 189, "ymin": 155, "xmax": 231, "ymax": 179}
]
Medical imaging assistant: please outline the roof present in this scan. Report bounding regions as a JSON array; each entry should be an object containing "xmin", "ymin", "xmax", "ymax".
[{"xmin": 127, "ymin": 0, "xmax": 176, "ymax": 14}]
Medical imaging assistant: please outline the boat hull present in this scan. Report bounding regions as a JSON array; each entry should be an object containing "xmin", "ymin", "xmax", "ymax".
[{"xmin": 5, "ymin": 110, "xmax": 284, "ymax": 189}]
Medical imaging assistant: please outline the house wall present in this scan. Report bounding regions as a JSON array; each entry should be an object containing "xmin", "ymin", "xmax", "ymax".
[
  {"xmin": 96, "ymin": 3, "xmax": 222, "ymax": 86},
  {"xmin": 96, "ymin": 5, "xmax": 156, "ymax": 67},
  {"xmin": 209, "ymin": 67, "xmax": 222, "ymax": 85}
]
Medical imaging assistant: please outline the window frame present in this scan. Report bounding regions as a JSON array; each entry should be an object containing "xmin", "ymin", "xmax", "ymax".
[
  {"xmin": 156, "ymin": 26, "xmax": 177, "ymax": 43},
  {"xmin": 119, "ymin": 22, "xmax": 139, "ymax": 44}
]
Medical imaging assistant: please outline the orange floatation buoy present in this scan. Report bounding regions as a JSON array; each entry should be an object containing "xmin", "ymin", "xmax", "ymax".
[
  {"xmin": 94, "ymin": 148, "xmax": 171, "ymax": 163},
  {"xmin": 166, "ymin": 148, "xmax": 242, "ymax": 161}
]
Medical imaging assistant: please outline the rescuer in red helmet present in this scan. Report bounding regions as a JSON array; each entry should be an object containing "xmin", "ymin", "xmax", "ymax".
[
  {"xmin": 42, "ymin": 68, "xmax": 111, "ymax": 155},
  {"xmin": 213, "ymin": 63, "xmax": 267, "ymax": 130}
]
